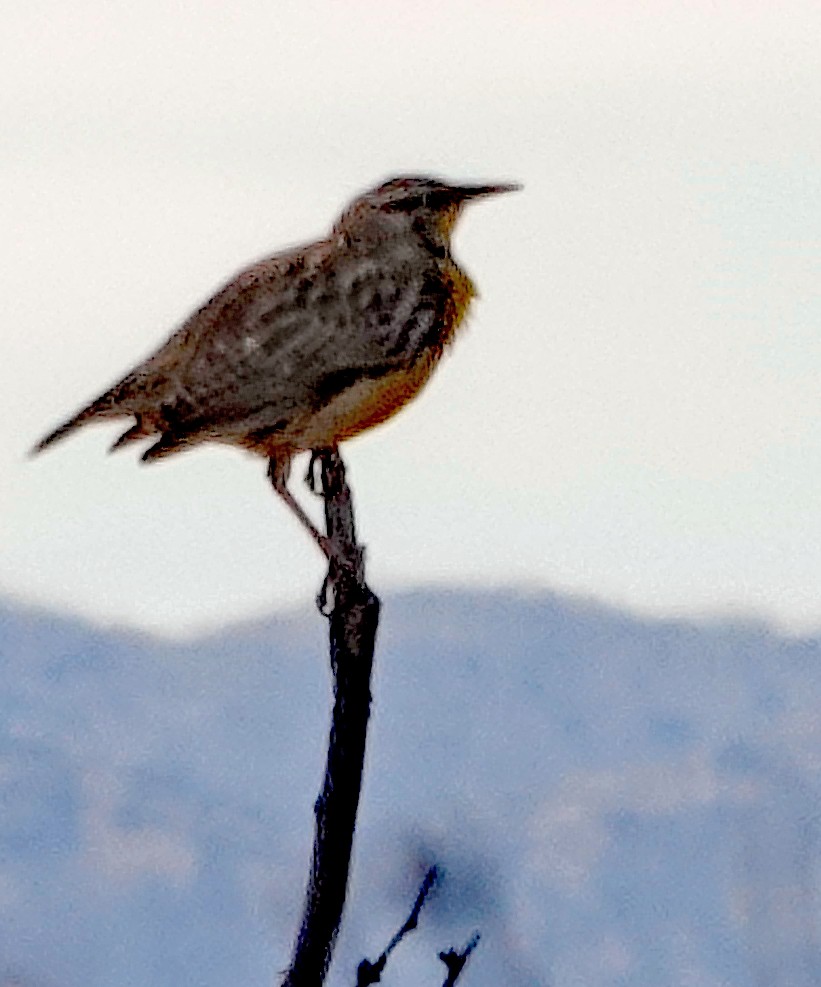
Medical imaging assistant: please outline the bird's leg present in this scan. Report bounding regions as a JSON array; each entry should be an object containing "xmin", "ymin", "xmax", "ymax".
[{"xmin": 268, "ymin": 454, "xmax": 334, "ymax": 559}]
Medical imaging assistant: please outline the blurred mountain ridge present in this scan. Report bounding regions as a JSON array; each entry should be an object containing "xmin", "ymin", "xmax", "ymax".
[{"xmin": 1, "ymin": 588, "xmax": 820, "ymax": 987}]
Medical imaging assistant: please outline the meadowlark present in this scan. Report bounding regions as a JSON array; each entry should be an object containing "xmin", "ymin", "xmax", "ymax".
[{"xmin": 33, "ymin": 176, "xmax": 520, "ymax": 556}]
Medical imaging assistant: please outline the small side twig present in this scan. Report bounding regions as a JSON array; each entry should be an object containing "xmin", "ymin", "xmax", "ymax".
[
  {"xmin": 439, "ymin": 932, "xmax": 481, "ymax": 987},
  {"xmin": 356, "ymin": 866, "xmax": 440, "ymax": 985},
  {"xmin": 281, "ymin": 448, "xmax": 380, "ymax": 987}
]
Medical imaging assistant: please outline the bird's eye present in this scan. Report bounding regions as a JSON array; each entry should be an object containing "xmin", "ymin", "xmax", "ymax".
[{"xmin": 386, "ymin": 193, "xmax": 430, "ymax": 213}]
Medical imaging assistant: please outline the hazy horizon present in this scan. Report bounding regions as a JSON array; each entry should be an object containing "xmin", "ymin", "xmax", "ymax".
[{"xmin": 5, "ymin": 2, "xmax": 821, "ymax": 634}]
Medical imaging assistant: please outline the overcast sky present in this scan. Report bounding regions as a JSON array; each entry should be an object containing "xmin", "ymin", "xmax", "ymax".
[{"xmin": 4, "ymin": 1, "xmax": 821, "ymax": 635}]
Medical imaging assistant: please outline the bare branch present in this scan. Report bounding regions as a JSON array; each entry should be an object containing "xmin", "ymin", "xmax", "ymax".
[
  {"xmin": 356, "ymin": 866, "xmax": 440, "ymax": 985},
  {"xmin": 439, "ymin": 932, "xmax": 482, "ymax": 987},
  {"xmin": 280, "ymin": 448, "xmax": 380, "ymax": 987}
]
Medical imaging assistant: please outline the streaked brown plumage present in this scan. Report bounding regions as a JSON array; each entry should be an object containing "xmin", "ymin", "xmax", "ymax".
[{"xmin": 33, "ymin": 175, "xmax": 520, "ymax": 555}]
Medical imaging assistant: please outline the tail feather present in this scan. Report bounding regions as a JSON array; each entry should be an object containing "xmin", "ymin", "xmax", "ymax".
[
  {"xmin": 31, "ymin": 413, "xmax": 92, "ymax": 456},
  {"xmin": 141, "ymin": 431, "xmax": 190, "ymax": 462},
  {"xmin": 109, "ymin": 419, "xmax": 149, "ymax": 453},
  {"xmin": 31, "ymin": 393, "xmax": 125, "ymax": 456}
]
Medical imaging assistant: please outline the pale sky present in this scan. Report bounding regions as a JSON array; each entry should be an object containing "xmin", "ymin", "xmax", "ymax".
[{"xmin": 4, "ymin": 1, "xmax": 821, "ymax": 635}]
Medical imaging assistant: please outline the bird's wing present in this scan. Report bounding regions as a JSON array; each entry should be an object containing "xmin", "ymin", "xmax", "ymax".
[
  {"xmin": 134, "ymin": 241, "xmax": 452, "ymax": 440},
  {"xmin": 33, "ymin": 237, "xmax": 454, "ymax": 456}
]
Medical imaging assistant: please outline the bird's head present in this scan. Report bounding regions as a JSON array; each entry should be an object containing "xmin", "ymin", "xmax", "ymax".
[{"xmin": 334, "ymin": 175, "xmax": 521, "ymax": 248}]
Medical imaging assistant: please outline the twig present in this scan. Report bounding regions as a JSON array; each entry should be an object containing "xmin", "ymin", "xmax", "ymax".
[
  {"xmin": 281, "ymin": 448, "xmax": 381, "ymax": 987},
  {"xmin": 356, "ymin": 866, "xmax": 440, "ymax": 985},
  {"xmin": 439, "ymin": 932, "xmax": 481, "ymax": 987}
]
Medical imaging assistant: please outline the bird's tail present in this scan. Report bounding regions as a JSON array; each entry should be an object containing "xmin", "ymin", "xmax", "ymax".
[{"xmin": 30, "ymin": 392, "xmax": 123, "ymax": 456}]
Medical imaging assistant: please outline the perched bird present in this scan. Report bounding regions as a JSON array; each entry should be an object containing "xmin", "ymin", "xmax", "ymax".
[{"xmin": 33, "ymin": 175, "xmax": 520, "ymax": 556}]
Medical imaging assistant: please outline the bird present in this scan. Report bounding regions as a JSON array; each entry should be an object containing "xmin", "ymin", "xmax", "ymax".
[{"xmin": 33, "ymin": 175, "xmax": 521, "ymax": 557}]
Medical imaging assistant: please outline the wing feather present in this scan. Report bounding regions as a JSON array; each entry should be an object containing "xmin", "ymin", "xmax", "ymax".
[
  {"xmin": 145, "ymin": 239, "xmax": 449, "ymax": 437},
  {"xmin": 59, "ymin": 237, "xmax": 451, "ymax": 451}
]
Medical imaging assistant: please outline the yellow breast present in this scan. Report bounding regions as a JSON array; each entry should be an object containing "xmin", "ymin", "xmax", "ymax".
[
  {"xmin": 291, "ymin": 349, "xmax": 439, "ymax": 449},
  {"xmin": 281, "ymin": 258, "xmax": 475, "ymax": 451},
  {"xmin": 440, "ymin": 258, "xmax": 476, "ymax": 349}
]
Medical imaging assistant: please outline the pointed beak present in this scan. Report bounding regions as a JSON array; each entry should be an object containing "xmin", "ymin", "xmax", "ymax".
[{"xmin": 453, "ymin": 182, "xmax": 523, "ymax": 202}]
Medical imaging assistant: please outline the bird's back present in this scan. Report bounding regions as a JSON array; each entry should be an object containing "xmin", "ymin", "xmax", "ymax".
[{"xmin": 36, "ymin": 224, "xmax": 475, "ymax": 459}]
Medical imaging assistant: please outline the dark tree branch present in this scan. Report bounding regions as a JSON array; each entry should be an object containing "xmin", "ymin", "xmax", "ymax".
[
  {"xmin": 439, "ymin": 932, "xmax": 481, "ymax": 987},
  {"xmin": 356, "ymin": 866, "xmax": 440, "ymax": 985},
  {"xmin": 281, "ymin": 447, "xmax": 381, "ymax": 987}
]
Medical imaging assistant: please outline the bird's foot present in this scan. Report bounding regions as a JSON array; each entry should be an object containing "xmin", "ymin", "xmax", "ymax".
[{"xmin": 304, "ymin": 449, "xmax": 328, "ymax": 495}]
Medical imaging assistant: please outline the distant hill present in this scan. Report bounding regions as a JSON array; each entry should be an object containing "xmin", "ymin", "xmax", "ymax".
[{"xmin": 2, "ymin": 589, "xmax": 820, "ymax": 987}]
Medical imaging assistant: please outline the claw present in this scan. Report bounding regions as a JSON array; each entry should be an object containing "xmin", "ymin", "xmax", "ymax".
[
  {"xmin": 316, "ymin": 571, "xmax": 334, "ymax": 617},
  {"xmin": 304, "ymin": 449, "xmax": 326, "ymax": 495}
]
